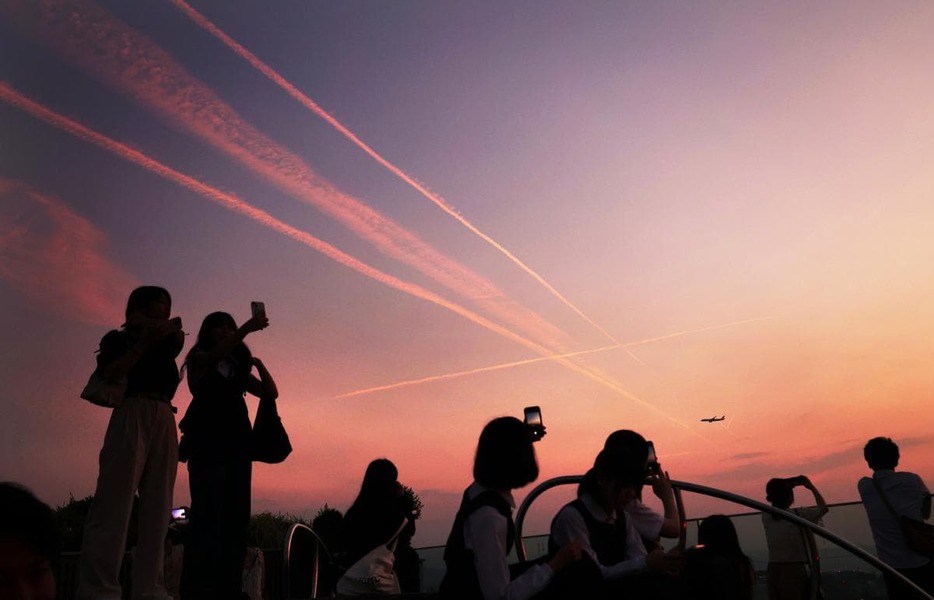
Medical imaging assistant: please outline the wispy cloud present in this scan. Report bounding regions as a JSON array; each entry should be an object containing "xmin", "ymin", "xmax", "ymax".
[
  {"xmin": 0, "ymin": 178, "xmax": 138, "ymax": 325},
  {"xmin": 0, "ymin": 83, "xmax": 711, "ymax": 436},
  {"xmin": 3, "ymin": 0, "xmax": 574, "ymax": 350},
  {"xmin": 169, "ymin": 0, "xmax": 619, "ymax": 347}
]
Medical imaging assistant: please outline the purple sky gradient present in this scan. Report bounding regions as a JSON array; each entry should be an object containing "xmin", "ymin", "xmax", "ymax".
[{"xmin": 2, "ymin": 1, "xmax": 933, "ymax": 546}]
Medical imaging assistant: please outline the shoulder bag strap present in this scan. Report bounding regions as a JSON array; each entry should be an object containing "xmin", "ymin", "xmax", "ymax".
[
  {"xmin": 870, "ymin": 476, "xmax": 902, "ymax": 519},
  {"xmin": 384, "ymin": 517, "xmax": 409, "ymax": 551}
]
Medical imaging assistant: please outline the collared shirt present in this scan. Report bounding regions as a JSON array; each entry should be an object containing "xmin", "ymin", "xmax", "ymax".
[
  {"xmin": 551, "ymin": 493, "xmax": 648, "ymax": 579},
  {"xmin": 462, "ymin": 482, "xmax": 553, "ymax": 600},
  {"xmin": 626, "ymin": 498, "xmax": 665, "ymax": 543},
  {"xmin": 858, "ymin": 469, "xmax": 932, "ymax": 569}
]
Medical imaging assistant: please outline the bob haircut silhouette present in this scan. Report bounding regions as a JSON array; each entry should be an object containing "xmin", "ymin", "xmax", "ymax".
[
  {"xmin": 603, "ymin": 429, "xmax": 649, "ymax": 465},
  {"xmin": 473, "ymin": 417, "xmax": 539, "ymax": 490},
  {"xmin": 125, "ymin": 285, "xmax": 171, "ymax": 320},
  {"xmin": 864, "ymin": 436, "xmax": 899, "ymax": 471}
]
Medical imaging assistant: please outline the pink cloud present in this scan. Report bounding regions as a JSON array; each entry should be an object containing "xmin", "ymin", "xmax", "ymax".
[{"xmin": 0, "ymin": 178, "xmax": 138, "ymax": 325}]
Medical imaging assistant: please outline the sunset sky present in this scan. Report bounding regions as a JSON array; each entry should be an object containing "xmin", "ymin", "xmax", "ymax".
[{"xmin": 2, "ymin": 0, "xmax": 933, "ymax": 547}]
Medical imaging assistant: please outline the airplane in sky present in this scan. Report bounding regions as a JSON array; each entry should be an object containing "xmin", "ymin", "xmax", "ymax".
[{"xmin": 700, "ymin": 415, "xmax": 726, "ymax": 422}]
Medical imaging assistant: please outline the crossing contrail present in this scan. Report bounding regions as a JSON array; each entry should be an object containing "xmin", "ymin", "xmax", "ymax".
[
  {"xmin": 0, "ymin": 82, "xmax": 704, "ymax": 435},
  {"xmin": 332, "ymin": 316, "xmax": 774, "ymax": 399},
  {"xmin": 1, "ymin": 0, "xmax": 718, "ymax": 436},
  {"xmin": 0, "ymin": 82, "xmax": 560, "ymax": 354},
  {"xmin": 3, "ymin": 0, "xmax": 572, "ymax": 350},
  {"xmin": 170, "ymin": 0, "xmax": 621, "ymax": 346}
]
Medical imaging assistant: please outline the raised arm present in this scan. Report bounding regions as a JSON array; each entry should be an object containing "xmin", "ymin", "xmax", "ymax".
[
  {"xmin": 801, "ymin": 476, "xmax": 829, "ymax": 517},
  {"xmin": 650, "ymin": 470, "xmax": 682, "ymax": 538},
  {"xmin": 189, "ymin": 315, "xmax": 268, "ymax": 368}
]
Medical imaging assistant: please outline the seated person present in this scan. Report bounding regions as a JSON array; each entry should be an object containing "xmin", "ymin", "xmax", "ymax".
[
  {"xmin": 684, "ymin": 514, "xmax": 754, "ymax": 600},
  {"xmin": 604, "ymin": 430, "xmax": 682, "ymax": 550},
  {"xmin": 439, "ymin": 416, "xmax": 581, "ymax": 600},
  {"xmin": 548, "ymin": 448, "xmax": 683, "ymax": 599},
  {"xmin": 337, "ymin": 458, "xmax": 409, "ymax": 595}
]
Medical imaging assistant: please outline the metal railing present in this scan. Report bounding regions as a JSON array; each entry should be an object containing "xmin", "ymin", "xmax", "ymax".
[
  {"xmin": 514, "ymin": 475, "xmax": 933, "ymax": 600},
  {"xmin": 282, "ymin": 522, "xmax": 327, "ymax": 599}
]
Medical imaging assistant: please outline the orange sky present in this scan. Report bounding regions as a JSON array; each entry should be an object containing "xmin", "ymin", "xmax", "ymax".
[{"xmin": 1, "ymin": 1, "xmax": 933, "ymax": 546}]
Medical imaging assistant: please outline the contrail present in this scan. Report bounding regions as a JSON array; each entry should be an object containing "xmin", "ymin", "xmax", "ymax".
[
  {"xmin": 333, "ymin": 316, "xmax": 774, "ymax": 399},
  {"xmin": 3, "ymin": 0, "xmax": 572, "ymax": 350},
  {"xmin": 0, "ymin": 82, "xmax": 699, "ymax": 434},
  {"xmin": 0, "ymin": 82, "xmax": 556, "ymax": 354},
  {"xmin": 170, "ymin": 0, "xmax": 621, "ymax": 346},
  {"xmin": 2, "ymin": 0, "xmax": 713, "ymax": 435}
]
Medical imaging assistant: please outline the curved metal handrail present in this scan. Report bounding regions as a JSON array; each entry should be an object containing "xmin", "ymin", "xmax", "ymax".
[
  {"xmin": 514, "ymin": 475, "xmax": 933, "ymax": 600},
  {"xmin": 283, "ymin": 522, "xmax": 325, "ymax": 599}
]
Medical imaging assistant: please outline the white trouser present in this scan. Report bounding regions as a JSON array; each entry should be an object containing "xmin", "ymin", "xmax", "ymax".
[{"xmin": 78, "ymin": 396, "xmax": 178, "ymax": 600}]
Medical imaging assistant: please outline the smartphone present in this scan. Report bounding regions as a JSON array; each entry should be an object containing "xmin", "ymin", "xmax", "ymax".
[
  {"xmin": 250, "ymin": 301, "xmax": 266, "ymax": 319},
  {"xmin": 645, "ymin": 441, "xmax": 660, "ymax": 475},
  {"xmin": 171, "ymin": 507, "xmax": 187, "ymax": 521},
  {"xmin": 523, "ymin": 406, "xmax": 546, "ymax": 441}
]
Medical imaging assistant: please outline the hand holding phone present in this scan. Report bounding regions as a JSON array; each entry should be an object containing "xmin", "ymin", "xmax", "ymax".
[
  {"xmin": 250, "ymin": 301, "xmax": 266, "ymax": 319},
  {"xmin": 524, "ymin": 406, "xmax": 546, "ymax": 441}
]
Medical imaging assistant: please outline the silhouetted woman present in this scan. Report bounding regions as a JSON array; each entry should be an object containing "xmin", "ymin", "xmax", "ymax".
[
  {"xmin": 440, "ymin": 417, "xmax": 581, "ymax": 600},
  {"xmin": 684, "ymin": 514, "xmax": 754, "ymax": 600},
  {"xmin": 79, "ymin": 286, "xmax": 184, "ymax": 600},
  {"xmin": 179, "ymin": 311, "xmax": 276, "ymax": 600},
  {"xmin": 337, "ymin": 458, "xmax": 411, "ymax": 595}
]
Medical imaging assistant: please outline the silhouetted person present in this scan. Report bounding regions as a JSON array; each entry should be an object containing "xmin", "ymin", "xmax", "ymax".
[
  {"xmin": 603, "ymin": 430, "xmax": 682, "ymax": 551},
  {"xmin": 178, "ymin": 311, "xmax": 276, "ymax": 600},
  {"xmin": 762, "ymin": 476, "xmax": 828, "ymax": 600},
  {"xmin": 79, "ymin": 286, "xmax": 184, "ymax": 600},
  {"xmin": 858, "ymin": 437, "xmax": 933, "ymax": 599},
  {"xmin": 0, "ymin": 483, "xmax": 60, "ymax": 600},
  {"xmin": 439, "ymin": 417, "xmax": 581, "ymax": 600},
  {"xmin": 548, "ymin": 448, "xmax": 684, "ymax": 600},
  {"xmin": 684, "ymin": 514, "xmax": 754, "ymax": 600},
  {"xmin": 336, "ymin": 459, "xmax": 410, "ymax": 595}
]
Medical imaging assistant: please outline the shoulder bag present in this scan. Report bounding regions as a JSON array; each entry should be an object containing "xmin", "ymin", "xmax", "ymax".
[
  {"xmin": 336, "ymin": 518, "xmax": 409, "ymax": 596},
  {"xmin": 251, "ymin": 395, "xmax": 292, "ymax": 464}
]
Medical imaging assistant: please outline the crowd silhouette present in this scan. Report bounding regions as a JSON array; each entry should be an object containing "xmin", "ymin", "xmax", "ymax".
[{"xmin": 2, "ymin": 285, "xmax": 933, "ymax": 600}]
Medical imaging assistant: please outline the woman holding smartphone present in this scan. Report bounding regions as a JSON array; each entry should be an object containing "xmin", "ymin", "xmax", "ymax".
[
  {"xmin": 440, "ymin": 416, "xmax": 581, "ymax": 600},
  {"xmin": 79, "ymin": 286, "xmax": 185, "ymax": 600},
  {"xmin": 178, "ymin": 310, "xmax": 276, "ymax": 600}
]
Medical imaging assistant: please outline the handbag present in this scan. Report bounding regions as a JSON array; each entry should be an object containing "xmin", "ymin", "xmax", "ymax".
[
  {"xmin": 80, "ymin": 371, "xmax": 127, "ymax": 408},
  {"xmin": 871, "ymin": 477, "xmax": 934, "ymax": 556},
  {"xmin": 251, "ymin": 395, "xmax": 292, "ymax": 464},
  {"xmin": 336, "ymin": 518, "xmax": 409, "ymax": 596}
]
